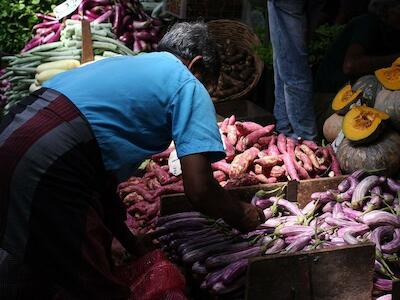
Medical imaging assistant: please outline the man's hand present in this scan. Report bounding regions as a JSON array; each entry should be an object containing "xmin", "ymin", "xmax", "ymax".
[{"xmin": 180, "ymin": 153, "xmax": 266, "ymax": 233}]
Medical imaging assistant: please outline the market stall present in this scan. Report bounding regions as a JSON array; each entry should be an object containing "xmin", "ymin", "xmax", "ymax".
[{"xmin": 0, "ymin": 1, "xmax": 400, "ymax": 300}]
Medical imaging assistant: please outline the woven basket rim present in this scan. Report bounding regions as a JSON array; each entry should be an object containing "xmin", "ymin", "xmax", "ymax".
[{"xmin": 207, "ymin": 19, "xmax": 264, "ymax": 102}]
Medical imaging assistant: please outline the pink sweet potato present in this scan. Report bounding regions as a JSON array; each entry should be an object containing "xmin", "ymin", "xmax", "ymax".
[
  {"xmin": 242, "ymin": 125, "xmax": 275, "ymax": 148},
  {"xmin": 213, "ymin": 170, "xmax": 227, "ymax": 182},
  {"xmin": 254, "ymin": 155, "xmax": 280, "ymax": 168},
  {"xmin": 153, "ymin": 182, "xmax": 184, "ymax": 197},
  {"xmin": 227, "ymin": 125, "xmax": 238, "ymax": 145},
  {"xmin": 228, "ymin": 115, "xmax": 236, "ymax": 125},
  {"xmin": 235, "ymin": 136, "xmax": 245, "ymax": 152},
  {"xmin": 254, "ymin": 164, "xmax": 263, "ymax": 174},
  {"xmin": 147, "ymin": 161, "xmax": 170, "ymax": 184},
  {"xmin": 220, "ymin": 118, "xmax": 229, "ymax": 133},
  {"xmin": 222, "ymin": 135, "xmax": 235, "ymax": 162},
  {"xmin": 294, "ymin": 146, "xmax": 313, "ymax": 172},
  {"xmin": 302, "ymin": 140, "xmax": 319, "ymax": 151},
  {"xmin": 212, "ymin": 160, "xmax": 231, "ymax": 174},
  {"xmin": 277, "ymin": 133, "xmax": 287, "ymax": 154},
  {"xmin": 229, "ymin": 147, "xmax": 260, "ymax": 178},
  {"xmin": 327, "ymin": 145, "xmax": 341, "ymax": 175},
  {"xmin": 281, "ymin": 152, "xmax": 299, "ymax": 181},
  {"xmin": 119, "ymin": 185, "xmax": 154, "ymax": 202},
  {"xmin": 270, "ymin": 165, "xmax": 286, "ymax": 178},
  {"xmin": 258, "ymin": 136, "xmax": 273, "ymax": 146},
  {"xmin": 300, "ymin": 144, "xmax": 320, "ymax": 169},
  {"xmin": 235, "ymin": 121, "xmax": 263, "ymax": 136}
]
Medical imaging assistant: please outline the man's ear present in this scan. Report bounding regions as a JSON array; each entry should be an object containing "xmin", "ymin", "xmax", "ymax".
[{"xmin": 188, "ymin": 55, "xmax": 204, "ymax": 74}]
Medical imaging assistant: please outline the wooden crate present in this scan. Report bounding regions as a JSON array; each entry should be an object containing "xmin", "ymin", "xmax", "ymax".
[
  {"xmin": 394, "ymin": 280, "xmax": 400, "ymax": 300},
  {"xmin": 160, "ymin": 176, "xmax": 376, "ymax": 300}
]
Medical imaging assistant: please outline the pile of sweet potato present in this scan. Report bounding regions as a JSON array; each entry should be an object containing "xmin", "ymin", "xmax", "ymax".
[{"xmin": 120, "ymin": 115, "xmax": 341, "ymax": 234}]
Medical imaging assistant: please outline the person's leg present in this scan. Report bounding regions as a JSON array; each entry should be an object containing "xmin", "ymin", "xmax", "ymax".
[
  {"xmin": 0, "ymin": 90, "xmax": 130, "ymax": 300},
  {"xmin": 272, "ymin": 0, "xmax": 318, "ymax": 141},
  {"xmin": 268, "ymin": 0, "xmax": 293, "ymax": 136}
]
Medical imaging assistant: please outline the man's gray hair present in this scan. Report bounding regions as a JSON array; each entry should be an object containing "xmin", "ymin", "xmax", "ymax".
[
  {"xmin": 369, "ymin": 0, "xmax": 400, "ymax": 18},
  {"xmin": 158, "ymin": 21, "xmax": 220, "ymax": 84}
]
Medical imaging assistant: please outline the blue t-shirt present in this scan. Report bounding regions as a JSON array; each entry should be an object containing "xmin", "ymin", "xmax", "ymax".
[{"xmin": 44, "ymin": 52, "xmax": 225, "ymax": 180}]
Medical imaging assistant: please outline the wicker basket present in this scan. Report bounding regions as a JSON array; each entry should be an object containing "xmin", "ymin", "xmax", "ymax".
[{"xmin": 207, "ymin": 20, "xmax": 264, "ymax": 102}]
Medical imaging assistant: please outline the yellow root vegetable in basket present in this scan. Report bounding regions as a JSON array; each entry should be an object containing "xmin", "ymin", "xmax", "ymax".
[
  {"xmin": 35, "ymin": 69, "xmax": 66, "ymax": 84},
  {"xmin": 36, "ymin": 59, "xmax": 80, "ymax": 73}
]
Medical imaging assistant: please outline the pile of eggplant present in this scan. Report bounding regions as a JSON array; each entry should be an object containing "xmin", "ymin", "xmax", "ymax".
[{"xmin": 155, "ymin": 170, "xmax": 400, "ymax": 299}]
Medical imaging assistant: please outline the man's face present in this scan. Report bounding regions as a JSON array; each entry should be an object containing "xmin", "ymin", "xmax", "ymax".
[{"xmin": 386, "ymin": 6, "xmax": 400, "ymax": 31}]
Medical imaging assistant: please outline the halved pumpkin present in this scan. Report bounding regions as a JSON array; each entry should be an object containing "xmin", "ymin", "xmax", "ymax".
[
  {"xmin": 342, "ymin": 105, "xmax": 390, "ymax": 144},
  {"xmin": 332, "ymin": 84, "xmax": 362, "ymax": 115},
  {"xmin": 375, "ymin": 66, "xmax": 400, "ymax": 91},
  {"xmin": 391, "ymin": 57, "xmax": 400, "ymax": 67}
]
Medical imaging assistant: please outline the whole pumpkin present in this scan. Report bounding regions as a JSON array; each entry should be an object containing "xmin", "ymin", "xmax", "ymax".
[
  {"xmin": 337, "ymin": 129, "xmax": 400, "ymax": 176},
  {"xmin": 374, "ymin": 88, "xmax": 400, "ymax": 131},
  {"xmin": 323, "ymin": 113, "xmax": 343, "ymax": 143}
]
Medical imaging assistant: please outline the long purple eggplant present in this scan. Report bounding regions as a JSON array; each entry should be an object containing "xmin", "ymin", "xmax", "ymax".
[
  {"xmin": 276, "ymin": 225, "xmax": 314, "ymax": 237},
  {"xmin": 322, "ymin": 201, "xmax": 335, "ymax": 213},
  {"xmin": 376, "ymin": 294, "xmax": 392, "ymax": 300},
  {"xmin": 351, "ymin": 175, "xmax": 380, "ymax": 209},
  {"xmin": 203, "ymin": 268, "xmax": 225, "ymax": 289},
  {"xmin": 387, "ymin": 178, "xmax": 400, "ymax": 193},
  {"xmin": 342, "ymin": 207, "xmax": 362, "ymax": 220},
  {"xmin": 371, "ymin": 226, "xmax": 395, "ymax": 250},
  {"xmin": 179, "ymin": 234, "xmax": 230, "ymax": 255},
  {"xmin": 337, "ymin": 176, "xmax": 359, "ymax": 202},
  {"xmin": 205, "ymin": 246, "xmax": 263, "ymax": 269},
  {"xmin": 325, "ymin": 217, "xmax": 360, "ymax": 227},
  {"xmin": 269, "ymin": 197, "xmax": 304, "ymax": 217},
  {"xmin": 302, "ymin": 200, "xmax": 320, "ymax": 216},
  {"xmin": 182, "ymin": 240, "xmax": 235, "ymax": 265},
  {"xmin": 285, "ymin": 235, "xmax": 312, "ymax": 253},
  {"xmin": 211, "ymin": 276, "xmax": 246, "ymax": 295},
  {"xmin": 337, "ymin": 224, "xmax": 370, "ymax": 238},
  {"xmin": 374, "ymin": 277, "xmax": 392, "ymax": 292},
  {"xmin": 156, "ymin": 212, "xmax": 205, "ymax": 226},
  {"xmin": 381, "ymin": 228, "xmax": 400, "ymax": 254},
  {"xmin": 192, "ymin": 261, "xmax": 207, "ymax": 275},
  {"xmin": 221, "ymin": 259, "xmax": 248, "ymax": 285},
  {"xmin": 360, "ymin": 211, "xmax": 400, "ymax": 227},
  {"xmin": 265, "ymin": 238, "xmax": 286, "ymax": 254},
  {"xmin": 161, "ymin": 217, "xmax": 209, "ymax": 231}
]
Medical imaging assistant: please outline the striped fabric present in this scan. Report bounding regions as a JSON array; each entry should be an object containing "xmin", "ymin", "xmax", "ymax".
[{"xmin": 0, "ymin": 89, "xmax": 130, "ymax": 299}]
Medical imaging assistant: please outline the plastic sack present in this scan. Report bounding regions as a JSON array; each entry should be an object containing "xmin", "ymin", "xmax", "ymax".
[{"xmin": 115, "ymin": 250, "xmax": 186, "ymax": 300}]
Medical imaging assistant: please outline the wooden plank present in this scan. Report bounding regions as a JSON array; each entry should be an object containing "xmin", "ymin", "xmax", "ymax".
[
  {"xmin": 81, "ymin": 20, "xmax": 94, "ymax": 64},
  {"xmin": 246, "ymin": 253, "xmax": 312, "ymax": 300},
  {"xmin": 246, "ymin": 243, "xmax": 375, "ymax": 300},
  {"xmin": 296, "ymin": 176, "xmax": 347, "ymax": 208},
  {"xmin": 309, "ymin": 243, "xmax": 375, "ymax": 300},
  {"xmin": 393, "ymin": 280, "xmax": 400, "ymax": 300}
]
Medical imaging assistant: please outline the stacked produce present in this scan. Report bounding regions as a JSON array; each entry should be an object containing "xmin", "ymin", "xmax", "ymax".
[
  {"xmin": 22, "ymin": 14, "xmax": 62, "ymax": 53},
  {"xmin": 22, "ymin": 0, "xmax": 160, "ymax": 54},
  {"xmin": 119, "ymin": 115, "xmax": 341, "ymax": 234},
  {"xmin": 1, "ymin": 21, "xmax": 134, "ymax": 116},
  {"xmin": 155, "ymin": 170, "xmax": 400, "ymax": 299},
  {"xmin": 0, "ymin": 69, "xmax": 10, "ymax": 106},
  {"xmin": 324, "ymin": 57, "xmax": 400, "ymax": 178},
  {"xmin": 211, "ymin": 41, "xmax": 256, "ymax": 100}
]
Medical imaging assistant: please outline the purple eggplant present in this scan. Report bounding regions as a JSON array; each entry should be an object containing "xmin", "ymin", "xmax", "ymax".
[
  {"xmin": 221, "ymin": 259, "xmax": 248, "ymax": 285},
  {"xmin": 285, "ymin": 234, "xmax": 312, "ymax": 253},
  {"xmin": 325, "ymin": 217, "xmax": 360, "ymax": 227},
  {"xmin": 342, "ymin": 207, "xmax": 362, "ymax": 220},
  {"xmin": 311, "ymin": 191, "xmax": 336, "ymax": 203},
  {"xmin": 265, "ymin": 238, "xmax": 286, "ymax": 254},
  {"xmin": 205, "ymin": 246, "xmax": 263, "ymax": 269},
  {"xmin": 93, "ymin": 9, "xmax": 114, "ymax": 24},
  {"xmin": 336, "ymin": 176, "xmax": 360, "ymax": 202},
  {"xmin": 211, "ymin": 276, "xmax": 246, "ymax": 295},
  {"xmin": 276, "ymin": 225, "xmax": 314, "ymax": 237},
  {"xmin": 263, "ymin": 208, "xmax": 273, "ymax": 220},
  {"xmin": 387, "ymin": 178, "xmax": 400, "ymax": 193},
  {"xmin": 381, "ymin": 228, "xmax": 400, "ymax": 254},
  {"xmin": 192, "ymin": 261, "xmax": 207, "ymax": 275},
  {"xmin": 333, "ymin": 202, "xmax": 345, "ymax": 219},
  {"xmin": 371, "ymin": 226, "xmax": 395, "ymax": 250},
  {"xmin": 360, "ymin": 211, "xmax": 400, "ymax": 227},
  {"xmin": 204, "ymin": 268, "xmax": 225, "ymax": 289},
  {"xmin": 376, "ymin": 295, "xmax": 392, "ymax": 300},
  {"xmin": 374, "ymin": 277, "xmax": 392, "ymax": 292},
  {"xmin": 302, "ymin": 200, "xmax": 320, "ymax": 216},
  {"xmin": 182, "ymin": 240, "xmax": 234, "ymax": 265},
  {"xmin": 178, "ymin": 233, "xmax": 229, "ymax": 254},
  {"xmin": 351, "ymin": 175, "xmax": 380, "ymax": 209},
  {"xmin": 269, "ymin": 197, "xmax": 304, "ymax": 217},
  {"xmin": 322, "ymin": 201, "xmax": 335, "ymax": 213}
]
